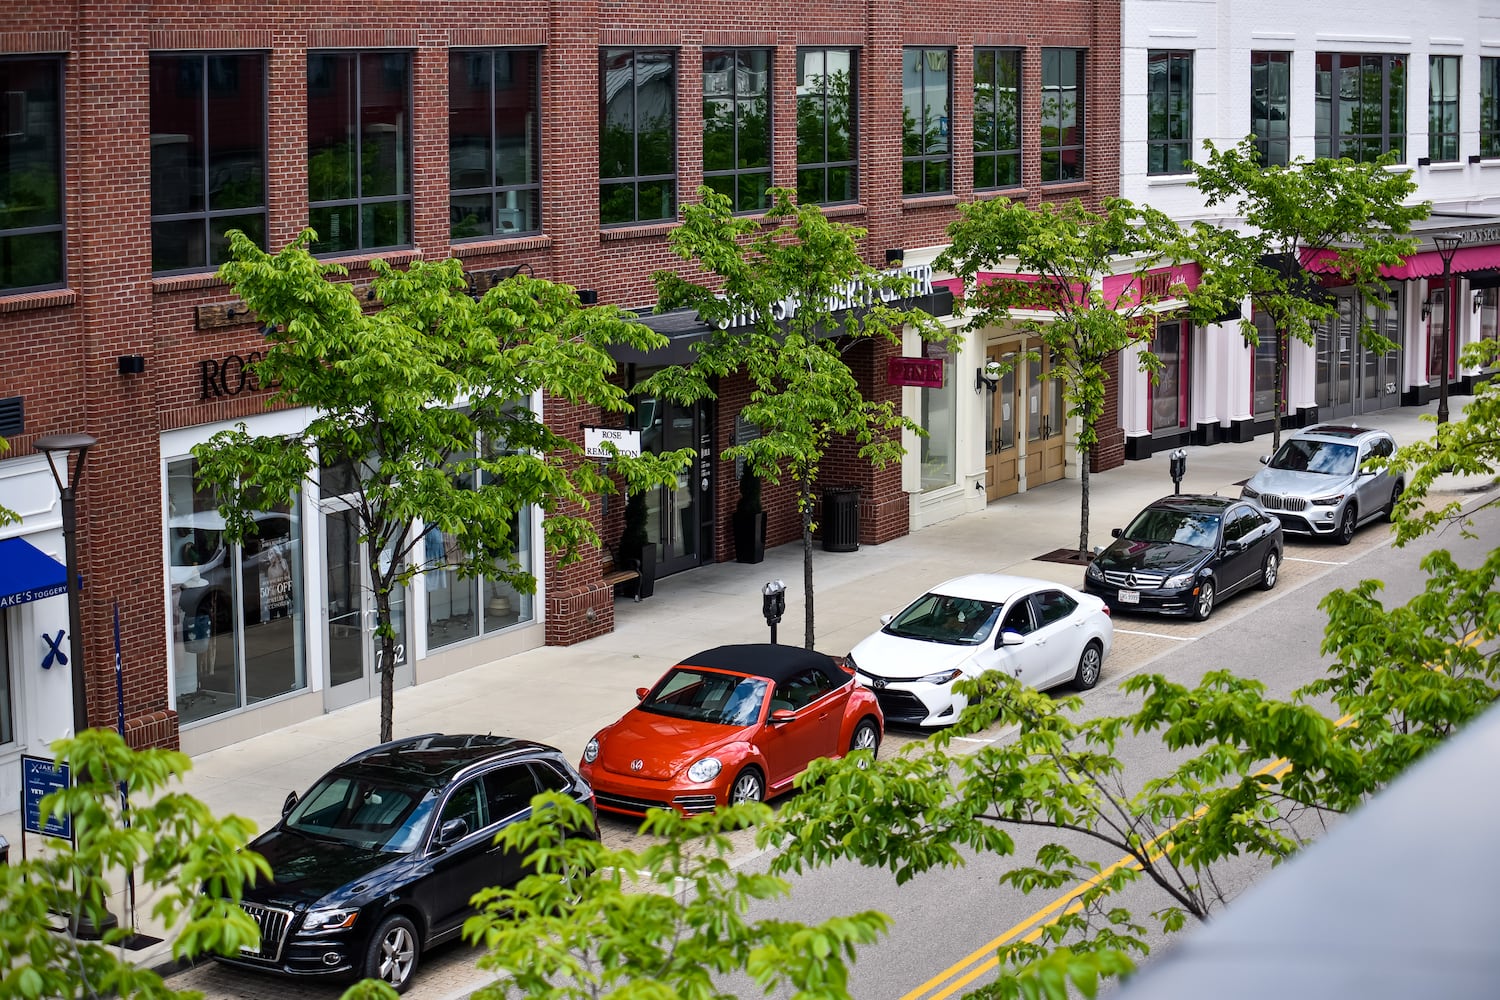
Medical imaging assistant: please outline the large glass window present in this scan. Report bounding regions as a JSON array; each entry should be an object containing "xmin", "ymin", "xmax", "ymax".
[
  {"xmin": 600, "ymin": 48, "xmax": 677, "ymax": 226},
  {"xmin": 1428, "ymin": 55, "xmax": 1460, "ymax": 163},
  {"xmin": 1150, "ymin": 318, "xmax": 1188, "ymax": 433},
  {"xmin": 167, "ymin": 457, "xmax": 307, "ymax": 726},
  {"xmin": 1250, "ymin": 51, "xmax": 1291, "ymax": 167},
  {"xmin": 920, "ymin": 356, "xmax": 956, "ymax": 491},
  {"xmin": 1147, "ymin": 50, "xmax": 1193, "ymax": 175},
  {"xmin": 307, "ymin": 51, "xmax": 412, "ymax": 253},
  {"xmin": 1483, "ymin": 58, "xmax": 1500, "ymax": 159},
  {"xmin": 902, "ymin": 48, "xmax": 951, "ymax": 197},
  {"xmin": 1041, "ymin": 49, "xmax": 1085, "ymax": 183},
  {"xmin": 150, "ymin": 53, "xmax": 267, "ymax": 273},
  {"xmin": 449, "ymin": 49, "xmax": 541, "ymax": 240},
  {"xmin": 974, "ymin": 49, "xmax": 1021, "ymax": 191},
  {"xmin": 703, "ymin": 48, "xmax": 771, "ymax": 214},
  {"xmin": 0, "ymin": 56, "xmax": 64, "ymax": 293},
  {"xmin": 1251, "ymin": 310, "xmax": 1280, "ymax": 418},
  {"xmin": 796, "ymin": 48, "xmax": 857, "ymax": 205},
  {"xmin": 1315, "ymin": 52, "xmax": 1406, "ymax": 162}
]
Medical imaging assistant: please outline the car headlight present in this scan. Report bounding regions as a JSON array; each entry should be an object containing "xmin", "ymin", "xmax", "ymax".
[
  {"xmin": 1311, "ymin": 494, "xmax": 1345, "ymax": 506},
  {"xmin": 1085, "ymin": 561, "xmax": 1104, "ymax": 580},
  {"xmin": 1240, "ymin": 485, "xmax": 1259, "ymax": 500},
  {"xmin": 916, "ymin": 668, "xmax": 964, "ymax": 685},
  {"xmin": 687, "ymin": 758, "xmax": 722, "ymax": 783},
  {"xmin": 843, "ymin": 653, "xmax": 859, "ymax": 674},
  {"xmin": 1164, "ymin": 572, "xmax": 1196, "ymax": 589},
  {"xmin": 301, "ymin": 906, "xmax": 359, "ymax": 932},
  {"xmin": 583, "ymin": 738, "xmax": 600, "ymax": 763}
]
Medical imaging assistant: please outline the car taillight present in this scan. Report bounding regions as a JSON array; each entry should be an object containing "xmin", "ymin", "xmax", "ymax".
[{"xmin": 1101, "ymin": 604, "xmax": 1111, "ymax": 616}]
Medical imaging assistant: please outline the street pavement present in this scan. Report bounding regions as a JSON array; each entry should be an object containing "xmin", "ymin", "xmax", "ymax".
[{"xmin": 5, "ymin": 398, "xmax": 1495, "ymax": 997}]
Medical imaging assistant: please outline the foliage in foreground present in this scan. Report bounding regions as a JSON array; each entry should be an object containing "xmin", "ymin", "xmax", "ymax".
[{"xmin": 0, "ymin": 730, "xmax": 267, "ymax": 1000}]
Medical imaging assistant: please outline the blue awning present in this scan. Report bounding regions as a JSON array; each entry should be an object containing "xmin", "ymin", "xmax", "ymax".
[{"xmin": 0, "ymin": 537, "xmax": 69, "ymax": 608}]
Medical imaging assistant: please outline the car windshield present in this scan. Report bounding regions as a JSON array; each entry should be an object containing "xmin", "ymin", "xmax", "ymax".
[
  {"xmin": 884, "ymin": 593, "xmax": 1002, "ymax": 645},
  {"xmin": 1268, "ymin": 439, "xmax": 1356, "ymax": 476},
  {"xmin": 284, "ymin": 772, "xmax": 438, "ymax": 853},
  {"xmin": 1122, "ymin": 509, "xmax": 1221, "ymax": 549},
  {"xmin": 641, "ymin": 668, "xmax": 769, "ymax": 727}
]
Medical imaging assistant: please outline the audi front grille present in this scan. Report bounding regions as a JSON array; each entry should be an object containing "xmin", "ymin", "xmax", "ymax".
[{"xmin": 236, "ymin": 901, "xmax": 294, "ymax": 963}]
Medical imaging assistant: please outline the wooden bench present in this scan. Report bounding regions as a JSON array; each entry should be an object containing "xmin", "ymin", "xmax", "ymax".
[{"xmin": 602, "ymin": 548, "xmax": 642, "ymax": 601}]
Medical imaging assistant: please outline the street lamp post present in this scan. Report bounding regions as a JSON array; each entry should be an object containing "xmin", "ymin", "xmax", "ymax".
[
  {"xmin": 1432, "ymin": 233, "xmax": 1463, "ymax": 425},
  {"xmin": 34, "ymin": 432, "xmax": 98, "ymax": 737}
]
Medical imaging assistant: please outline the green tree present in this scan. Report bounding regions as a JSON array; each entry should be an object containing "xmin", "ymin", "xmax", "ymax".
[
  {"xmin": 935, "ymin": 196, "xmax": 1190, "ymax": 556},
  {"xmin": 196, "ymin": 230, "xmax": 691, "ymax": 744},
  {"xmin": 649, "ymin": 187, "xmax": 950, "ymax": 649},
  {"xmin": 1184, "ymin": 138, "xmax": 1427, "ymax": 449},
  {"xmin": 0, "ymin": 730, "xmax": 268, "ymax": 1000}
]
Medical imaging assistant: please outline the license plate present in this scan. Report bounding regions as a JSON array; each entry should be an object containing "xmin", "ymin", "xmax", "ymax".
[{"xmin": 1117, "ymin": 589, "xmax": 1140, "ymax": 604}]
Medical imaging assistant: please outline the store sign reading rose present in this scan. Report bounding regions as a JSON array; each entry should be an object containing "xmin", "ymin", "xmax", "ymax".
[{"xmin": 199, "ymin": 351, "xmax": 280, "ymax": 401}]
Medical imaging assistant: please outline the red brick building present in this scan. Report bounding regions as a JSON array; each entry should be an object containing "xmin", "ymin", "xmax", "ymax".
[{"xmin": 0, "ymin": 0, "xmax": 1121, "ymax": 776}]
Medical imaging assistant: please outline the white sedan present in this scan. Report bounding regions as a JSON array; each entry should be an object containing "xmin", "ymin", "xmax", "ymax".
[{"xmin": 845, "ymin": 574, "xmax": 1114, "ymax": 727}]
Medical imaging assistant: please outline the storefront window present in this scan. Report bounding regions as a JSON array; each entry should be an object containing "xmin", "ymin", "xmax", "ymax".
[
  {"xmin": 1252, "ymin": 311, "xmax": 1279, "ymax": 417},
  {"xmin": 166, "ymin": 457, "xmax": 307, "ymax": 725},
  {"xmin": 921, "ymin": 356, "xmax": 957, "ymax": 491},
  {"xmin": 1479, "ymin": 288, "xmax": 1498, "ymax": 366},
  {"xmin": 1151, "ymin": 318, "xmax": 1188, "ymax": 433}
]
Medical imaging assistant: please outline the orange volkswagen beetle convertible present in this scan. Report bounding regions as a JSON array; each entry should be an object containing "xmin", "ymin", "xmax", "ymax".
[{"xmin": 578, "ymin": 643, "xmax": 884, "ymax": 817}]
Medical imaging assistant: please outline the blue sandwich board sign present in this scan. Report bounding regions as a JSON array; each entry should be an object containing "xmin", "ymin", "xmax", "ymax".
[{"xmin": 21, "ymin": 754, "xmax": 72, "ymax": 842}]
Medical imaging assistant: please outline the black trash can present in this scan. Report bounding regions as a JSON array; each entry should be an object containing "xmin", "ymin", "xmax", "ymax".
[{"xmin": 822, "ymin": 488, "xmax": 861, "ymax": 552}]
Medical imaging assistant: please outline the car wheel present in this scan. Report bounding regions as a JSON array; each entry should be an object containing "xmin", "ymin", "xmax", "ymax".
[
  {"xmin": 849, "ymin": 720, "xmax": 880, "ymax": 766},
  {"xmin": 1335, "ymin": 504, "xmax": 1357, "ymax": 545},
  {"xmin": 1073, "ymin": 642, "xmax": 1103, "ymax": 690},
  {"xmin": 362, "ymin": 914, "xmax": 419, "ymax": 993},
  {"xmin": 1384, "ymin": 480, "xmax": 1404, "ymax": 521},
  {"xmin": 729, "ymin": 768, "xmax": 764, "ymax": 805},
  {"xmin": 1259, "ymin": 550, "xmax": 1280, "ymax": 591},
  {"xmin": 1192, "ymin": 580, "xmax": 1216, "ymax": 622}
]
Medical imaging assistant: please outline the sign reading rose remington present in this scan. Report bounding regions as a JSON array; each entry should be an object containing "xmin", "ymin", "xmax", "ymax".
[{"xmin": 709, "ymin": 264, "xmax": 937, "ymax": 331}]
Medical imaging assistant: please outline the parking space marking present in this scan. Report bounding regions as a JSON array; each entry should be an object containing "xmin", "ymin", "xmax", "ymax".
[
  {"xmin": 1284, "ymin": 556, "xmax": 1349, "ymax": 566},
  {"xmin": 1113, "ymin": 628, "xmax": 1198, "ymax": 641}
]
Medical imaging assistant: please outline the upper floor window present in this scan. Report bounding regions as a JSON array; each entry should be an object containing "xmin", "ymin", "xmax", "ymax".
[
  {"xmin": 600, "ymin": 49, "xmax": 677, "ymax": 226},
  {"xmin": 1250, "ymin": 51, "xmax": 1291, "ymax": 167},
  {"xmin": 308, "ymin": 51, "xmax": 412, "ymax": 254},
  {"xmin": 902, "ymin": 47, "xmax": 951, "ymax": 196},
  {"xmin": 703, "ymin": 48, "xmax": 771, "ymax": 214},
  {"xmin": 974, "ymin": 48, "xmax": 1021, "ymax": 191},
  {"xmin": 796, "ymin": 47, "xmax": 857, "ymax": 205},
  {"xmin": 450, "ymin": 49, "xmax": 541, "ymax": 240},
  {"xmin": 1, "ymin": 56, "xmax": 64, "ymax": 292},
  {"xmin": 1428, "ymin": 55, "xmax": 1460, "ymax": 163},
  {"xmin": 1147, "ymin": 50, "xmax": 1193, "ymax": 175},
  {"xmin": 1483, "ymin": 58, "xmax": 1500, "ymax": 159},
  {"xmin": 1040, "ymin": 49, "xmax": 1085, "ymax": 183},
  {"xmin": 150, "ymin": 52, "xmax": 267, "ymax": 274},
  {"xmin": 1315, "ymin": 52, "xmax": 1406, "ymax": 163}
]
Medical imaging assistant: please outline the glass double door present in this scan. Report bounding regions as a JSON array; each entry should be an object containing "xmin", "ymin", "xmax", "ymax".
[
  {"xmin": 323, "ymin": 505, "xmax": 413, "ymax": 712},
  {"xmin": 1315, "ymin": 292, "xmax": 1400, "ymax": 418},
  {"xmin": 984, "ymin": 340, "xmax": 1065, "ymax": 502},
  {"xmin": 636, "ymin": 393, "xmax": 711, "ymax": 578}
]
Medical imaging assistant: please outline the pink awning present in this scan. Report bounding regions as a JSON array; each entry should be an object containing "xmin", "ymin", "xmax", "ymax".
[{"xmin": 1303, "ymin": 243, "xmax": 1500, "ymax": 280}]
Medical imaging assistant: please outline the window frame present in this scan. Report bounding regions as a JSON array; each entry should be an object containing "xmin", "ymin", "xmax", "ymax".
[
  {"xmin": 902, "ymin": 46, "xmax": 952, "ymax": 197},
  {"xmin": 1250, "ymin": 51, "xmax": 1291, "ymax": 167},
  {"xmin": 1040, "ymin": 48, "xmax": 1086, "ymax": 184},
  {"xmin": 599, "ymin": 47, "xmax": 679, "ymax": 227},
  {"xmin": 1, "ymin": 54, "xmax": 66, "ymax": 293},
  {"xmin": 1483, "ymin": 57, "xmax": 1500, "ymax": 159},
  {"xmin": 1315, "ymin": 52, "xmax": 1406, "ymax": 163},
  {"xmin": 1146, "ymin": 49, "xmax": 1194, "ymax": 175},
  {"xmin": 306, "ymin": 50, "xmax": 415, "ymax": 255},
  {"xmin": 1428, "ymin": 54, "xmax": 1460, "ymax": 163},
  {"xmin": 796, "ymin": 46, "xmax": 859, "ymax": 206},
  {"xmin": 973, "ymin": 47, "xmax": 1021, "ymax": 191},
  {"xmin": 702, "ymin": 47, "xmax": 773, "ymax": 214},
  {"xmin": 448, "ymin": 48, "xmax": 543, "ymax": 242}
]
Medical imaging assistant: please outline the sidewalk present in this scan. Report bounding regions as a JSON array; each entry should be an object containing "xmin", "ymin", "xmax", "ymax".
[{"xmin": 7, "ymin": 399, "xmax": 1494, "ymax": 973}]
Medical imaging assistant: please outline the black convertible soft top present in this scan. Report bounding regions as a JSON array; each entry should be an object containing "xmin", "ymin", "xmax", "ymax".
[{"xmin": 680, "ymin": 643, "xmax": 848, "ymax": 687}]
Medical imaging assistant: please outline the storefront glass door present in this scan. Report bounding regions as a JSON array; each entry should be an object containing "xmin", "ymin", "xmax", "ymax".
[
  {"xmin": 323, "ymin": 505, "xmax": 412, "ymax": 712},
  {"xmin": 635, "ymin": 392, "xmax": 710, "ymax": 578},
  {"xmin": 984, "ymin": 348, "xmax": 1020, "ymax": 500}
]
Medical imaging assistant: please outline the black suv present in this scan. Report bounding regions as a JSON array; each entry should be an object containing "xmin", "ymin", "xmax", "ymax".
[{"xmin": 217, "ymin": 733, "xmax": 597, "ymax": 993}]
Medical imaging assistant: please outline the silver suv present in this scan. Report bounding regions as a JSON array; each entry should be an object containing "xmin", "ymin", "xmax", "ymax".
[{"xmin": 1240, "ymin": 424, "xmax": 1403, "ymax": 545}]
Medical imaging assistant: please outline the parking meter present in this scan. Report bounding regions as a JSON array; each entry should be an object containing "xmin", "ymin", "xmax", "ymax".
[
  {"xmin": 1169, "ymin": 449, "xmax": 1188, "ymax": 495},
  {"xmin": 762, "ymin": 580, "xmax": 787, "ymax": 644}
]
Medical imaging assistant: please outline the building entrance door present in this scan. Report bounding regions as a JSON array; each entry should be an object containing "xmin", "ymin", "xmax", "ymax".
[
  {"xmin": 984, "ymin": 347, "xmax": 1020, "ymax": 501},
  {"xmin": 1025, "ymin": 346, "xmax": 1067, "ymax": 487},
  {"xmin": 1317, "ymin": 292, "xmax": 1399, "ymax": 417},
  {"xmin": 322, "ymin": 504, "xmax": 413, "ymax": 713},
  {"xmin": 635, "ymin": 393, "xmax": 711, "ymax": 578}
]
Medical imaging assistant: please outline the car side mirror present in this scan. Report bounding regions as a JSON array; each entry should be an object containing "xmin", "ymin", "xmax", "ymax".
[
  {"xmin": 769, "ymin": 709, "xmax": 796, "ymax": 724},
  {"xmin": 281, "ymin": 791, "xmax": 298, "ymax": 817},
  {"xmin": 879, "ymin": 613, "xmax": 895, "ymax": 626},
  {"xmin": 1111, "ymin": 527, "xmax": 1123, "ymax": 538},
  {"xmin": 1224, "ymin": 539, "xmax": 1244, "ymax": 554},
  {"xmin": 436, "ymin": 817, "xmax": 468, "ymax": 848},
  {"xmin": 1259, "ymin": 455, "xmax": 1270, "ymax": 465},
  {"xmin": 635, "ymin": 686, "xmax": 650, "ymax": 700},
  {"xmin": 999, "ymin": 629, "xmax": 1025, "ymax": 646}
]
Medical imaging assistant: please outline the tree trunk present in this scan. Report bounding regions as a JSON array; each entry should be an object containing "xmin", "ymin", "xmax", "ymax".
[
  {"xmin": 1079, "ymin": 442, "xmax": 1092, "ymax": 558},
  {"xmin": 370, "ymin": 537, "xmax": 396, "ymax": 745},
  {"xmin": 801, "ymin": 483, "xmax": 815, "ymax": 651},
  {"xmin": 1273, "ymin": 328, "xmax": 1287, "ymax": 452}
]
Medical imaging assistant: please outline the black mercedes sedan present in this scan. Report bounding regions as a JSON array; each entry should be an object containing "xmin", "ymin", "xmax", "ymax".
[
  {"xmin": 216, "ymin": 733, "xmax": 597, "ymax": 993},
  {"xmin": 1083, "ymin": 494, "xmax": 1283, "ymax": 621}
]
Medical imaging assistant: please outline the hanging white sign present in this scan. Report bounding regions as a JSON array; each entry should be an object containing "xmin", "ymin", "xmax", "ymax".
[{"xmin": 584, "ymin": 427, "xmax": 642, "ymax": 459}]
